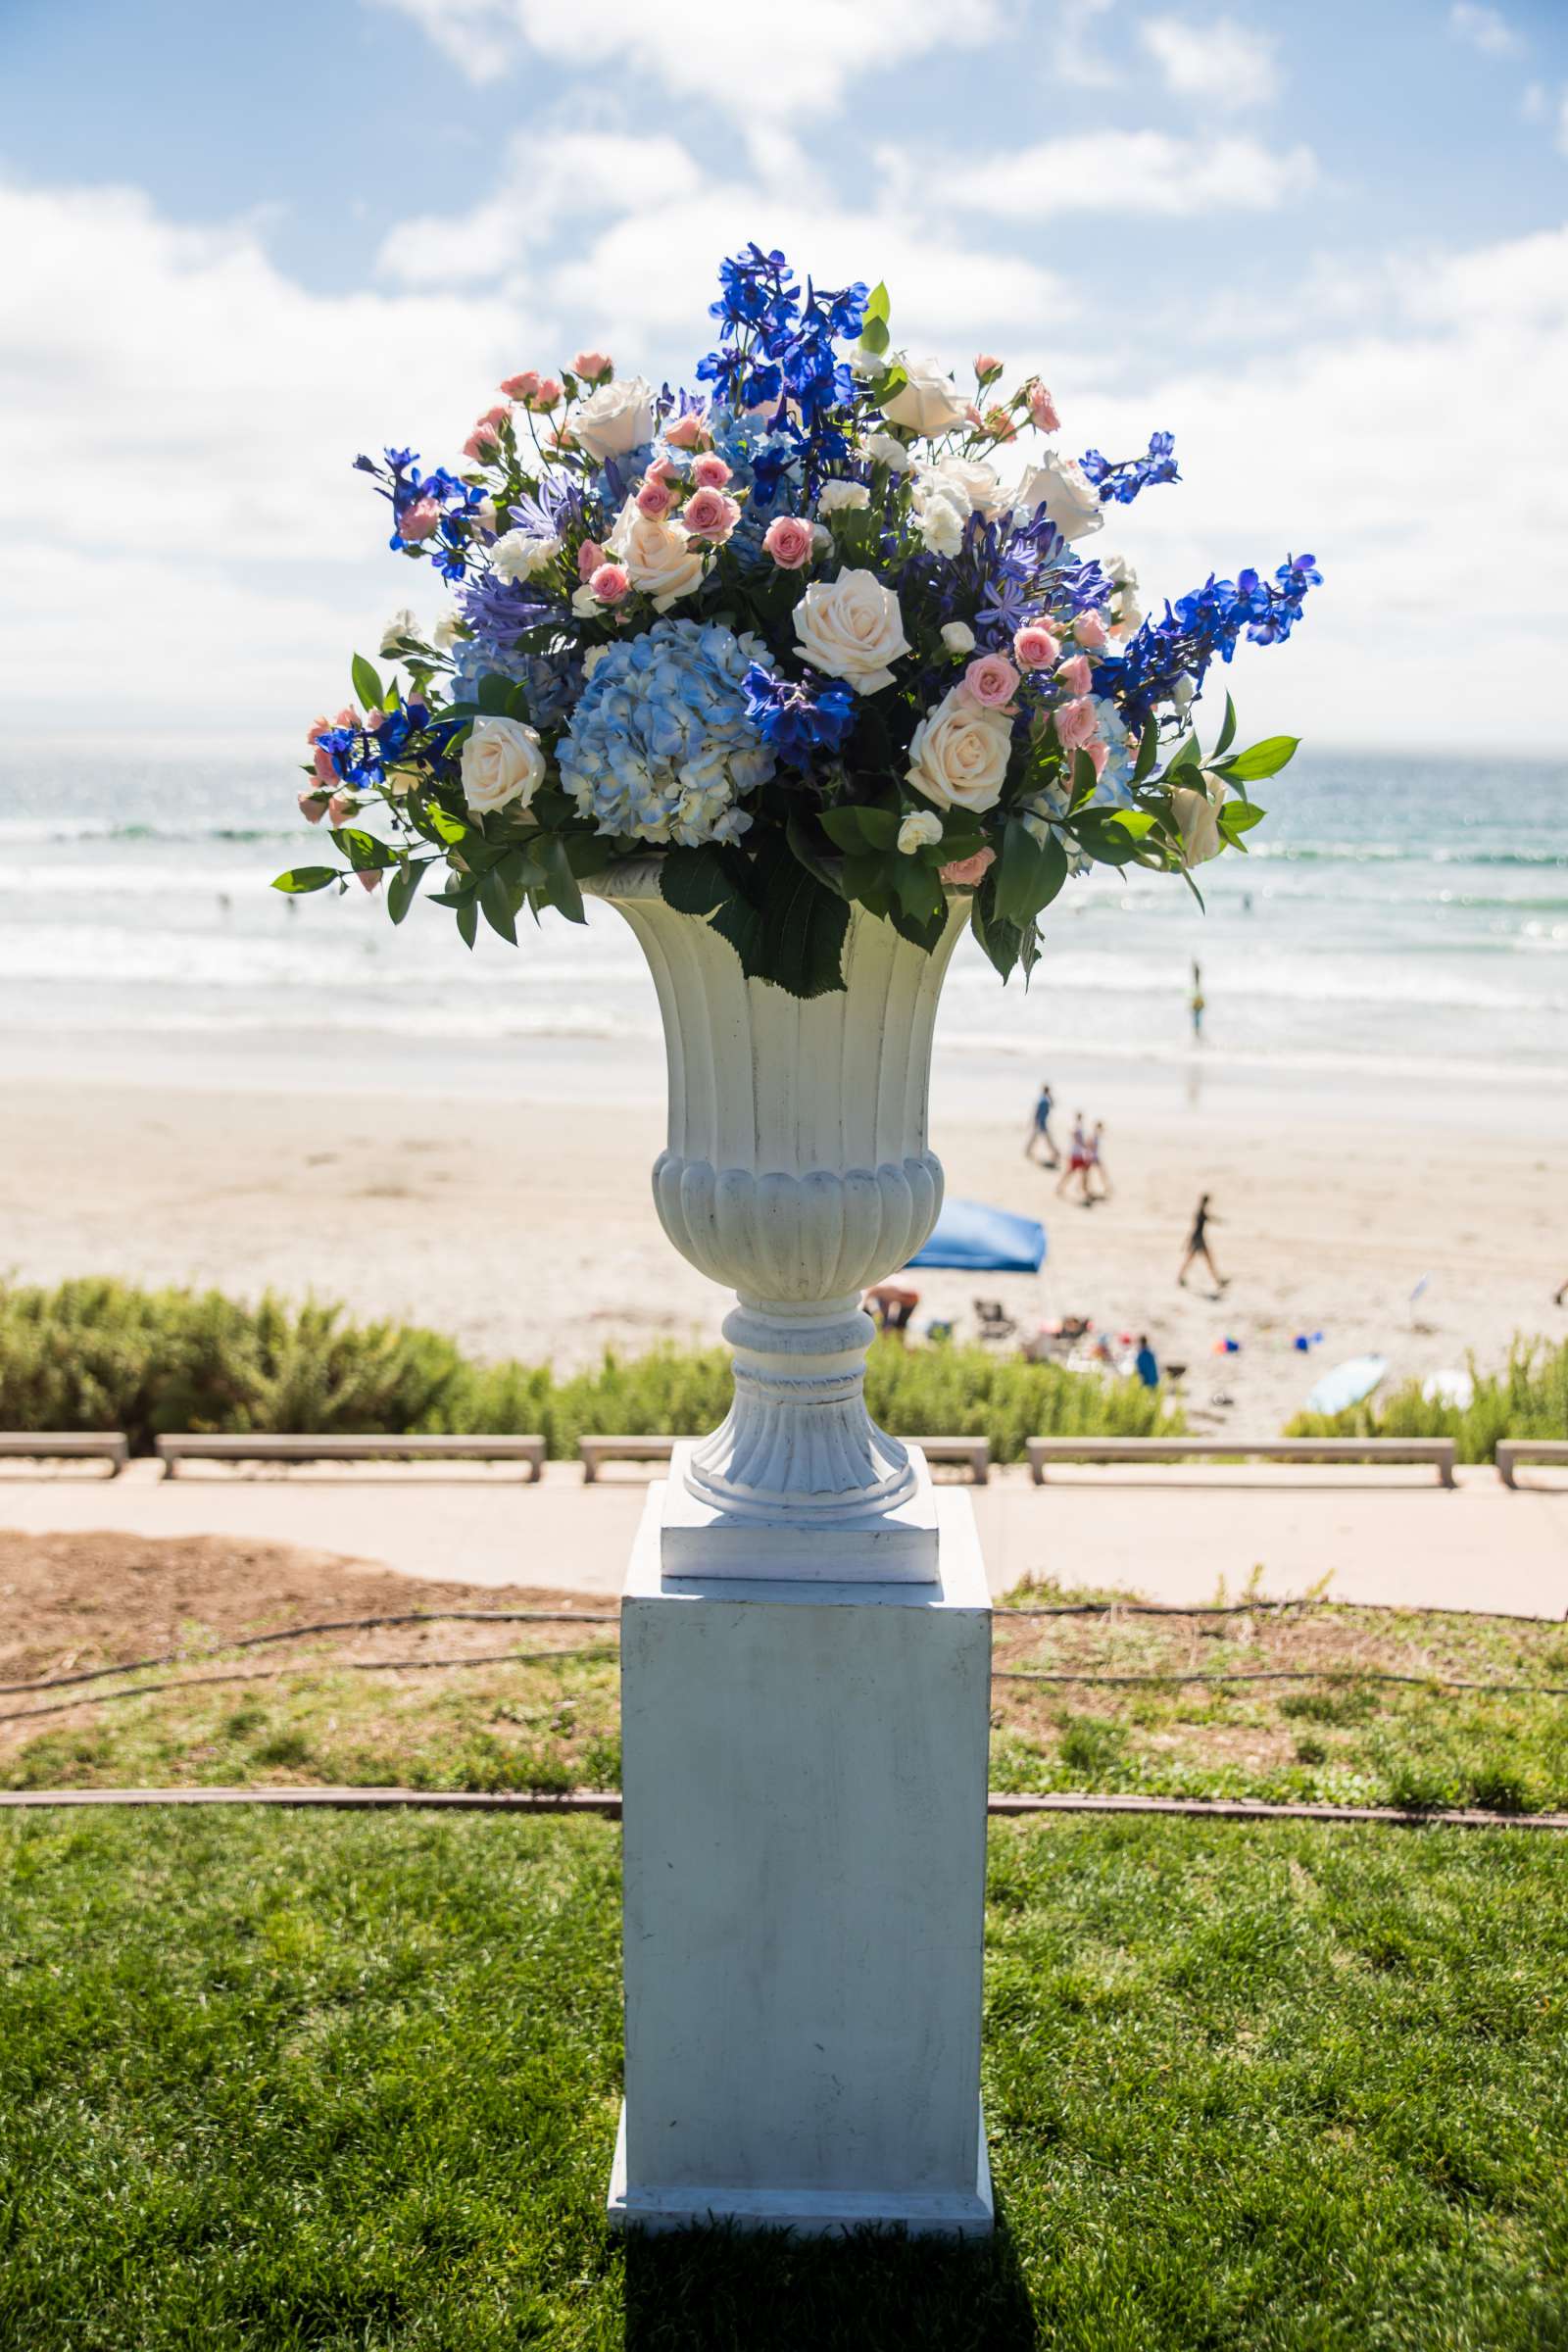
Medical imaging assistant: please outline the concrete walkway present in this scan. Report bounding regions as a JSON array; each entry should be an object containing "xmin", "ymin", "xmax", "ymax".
[{"xmin": 3, "ymin": 1459, "xmax": 1565, "ymax": 1616}]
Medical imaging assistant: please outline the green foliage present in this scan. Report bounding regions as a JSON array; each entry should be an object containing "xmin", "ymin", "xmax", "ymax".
[{"xmin": 1285, "ymin": 1335, "xmax": 1568, "ymax": 1462}]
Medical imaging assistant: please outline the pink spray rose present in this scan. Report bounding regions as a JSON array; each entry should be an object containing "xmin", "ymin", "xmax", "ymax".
[
  {"xmin": 681, "ymin": 487, "xmax": 740, "ymax": 542},
  {"xmin": 478, "ymin": 404, "xmax": 509, "ymax": 428},
  {"xmin": 963, "ymin": 653, "xmax": 1020, "ymax": 710},
  {"xmin": 400, "ymin": 496, "xmax": 441, "ymax": 538},
  {"xmin": 964, "ymin": 402, "xmax": 984, "ymax": 427},
  {"xmin": 662, "ymin": 410, "xmax": 708, "ymax": 450},
  {"xmin": 573, "ymin": 350, "xmax": 612, "ymax": 381},
  {"xmin": 326, "ymin": 792, "xmax": 358, "ymax": 826},
  {"xmin": 500, "ymin": 370, "xmax": 541, "ymax": 401},
  {"xmin": 1012, "ymin": 624, "xmax": 1060, "ymax": 670},
  {"xmin": 588, "ymin": 563, "xmax": 630, "ymax": 605},
  {"xmin": 1055, "ymin": 653, "xmax": 1092, "ymax": 697},
  {"xmin": 357, "ymin": 870, "xmax": 383, "ymax": 894},
  {"xmin": 645, "ymin": 456, "xmax": 678, "ymax": 484},
  {"xmin": 1074, "ymin": 610, "xmax": 1109, "ymax": 650},
  {"xmin": 462, "ymin": 424, "xmax": 499, "ymax": 461},
  {"xmin": 1029, "ymin": 382, "xmax": 1062, "ymax": 433},
  {"xmin": 973, "ymin": 353, "xmax": 1001, "ymax": 378},
  {"xmin": 1086, "ymin": 740, "xmax": 1109, "ymax": 778},
  {"xmin": 690, "ymin": 453, "xmax": 733, "ymax": 489},
  {"xmin": 312, "ymin": 746, "xmax": 337, "ymax": 787},
  {"xmin": 762, "ymin": 514, "xmax": 814, "ymax": 569},
  {"xmin": 939, "ymin": 847, "xmax": 997, "ymax": 887},
  {"xmin": 635, "ymin": 478, "xmax": 674, "ymax": 518},
  {"xmin": 983, "ymin": 407, "xmax": 1017, "ymax": 443},
  {"xmin": 577, "ymin": 539, "xmax": 607, "ymax": 581},
  {"xmin": 364, "ymin": 709, "xmax": 384, "ymax": 732},
  {"xmin": 333, "ymin": 707, "xmax": 358, "ymax": 728},
  {"xmin": 298, "ymin": 790, "xmax": 329, "ymax": 823},
  {"xmin": 530, "ymin": 376, "xmax": 563, "ymax": 409},
  {"xmin": 1054, "ymin": 697, "xmax": 1101, "ymax": 754},
  {"xmin": 305, "ymin": 715, "xmax": 332, "ymax": 745}
]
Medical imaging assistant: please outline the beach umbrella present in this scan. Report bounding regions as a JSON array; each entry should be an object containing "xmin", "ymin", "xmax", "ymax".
[
  {"xmin": 906, "ymin": 1198, "xmax": 1047, "ymax": 1274},
  {"xmin": 1305, "ymin": 1354, "xmax": 1389, "ymax": 1416}
]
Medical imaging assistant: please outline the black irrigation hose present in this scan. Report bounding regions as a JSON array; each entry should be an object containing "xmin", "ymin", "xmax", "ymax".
[
  {"xmin": 997, "ymin": 1668, "xmax": 1568, "ymax": 1693},
  {"xmin": 0, "ymin": 1646, "xmax": 619, "ymax": 1728}
]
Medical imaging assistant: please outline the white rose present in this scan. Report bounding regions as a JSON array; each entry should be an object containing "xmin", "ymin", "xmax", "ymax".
[
  {"xmin": 492, "ymin": 529, "xmax": 563, "ymax": 582},
  {"xmin": 1012, "ymin": 453, "xmax": 1102, "ymax": 542},
  {"xmin": 792, "ymin": 567, "xmax": 911, "ymax": 696},
  {"xmin": 897, "ymin": 809, "xmax": 945, "ymax": 855},
  {"xmin": 941, "ymin": 621, "xmax": 975, "ymax": 655},
  {"xmin": 606, "ymin": 497, "xmax": 707, "ymax": 612},
  {"xmin": 810, "ymin": 522, "xmax": 834, "ymax": 557},
  {"xmin": 570, "ymin": 373, "xmax": 655, "ymax": 462},
  {"xmin": 861, "ymin": 430, "xmax": 912, "ymax": 473},
  {"xmin": 582, "ymin": 645, "xmax": 611, "ymax": 679},
  {"xmin": 1172, "ymin": 774, "xmax": 1227, "ymax": 866},
  {"xmin": 916, "ymin": 492, "xmax": 967, "ymax": 559},
  {"xmin": 431, "ymin": 612, "xmax": 463, "ymax": 651},
  {"xmin": 461, "ymin": 714, "xmax": 546, "ymax": 816},
  {"xmin": 817, "ymin": 480, "xmax": 871, "ymax": 514},
  {"xmin": 906, "ymin": 684, "xmax": 1014, "ymax": 815},
  {"xmin": 919, "ymin": 455, "xmax": 1004, "ymax": 517},
  {"xmin": 379, "ymin": 608, "xmax": 418, "ymax": 657},
  {"xmin": 1170, "ymin": 671, "xmax": 1196, "ymax": 713},
  {"xmin": 881, "ymin": 357, "xmax": 969, "ymax": 437}
]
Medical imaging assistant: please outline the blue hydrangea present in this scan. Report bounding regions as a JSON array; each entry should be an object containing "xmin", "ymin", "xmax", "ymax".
[
  {"xmin": 558, "ymin": 619, "xmax": 775, "ymax": 847},
  {"xmin": 450, "ymin": 637, "xmax": 582, "ymax": 731}
]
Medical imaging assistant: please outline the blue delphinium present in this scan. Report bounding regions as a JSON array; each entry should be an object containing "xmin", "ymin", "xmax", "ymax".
[
  {"xmin": 743, "ymin": 666, "xmax": 857, "ymax": 766},
  {"xmin": 1079, "ymin": 432, "xmax": 1179, "ymax": 506},
  {"xmin": 559, "ymin": 620, "xmax": 775, "ymax": 847},
  {"xmin": 1100, "ymin": 554, "xmax": 1323, "ymax": 721}
]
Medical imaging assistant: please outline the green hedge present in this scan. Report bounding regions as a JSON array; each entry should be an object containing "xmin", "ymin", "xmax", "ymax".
[
  {"xmin": 1284, "ymin": 1336, "xmax": 1568, "ymax": 1462},
  {"xmin": 0, "ymin": 1277, "xmax": 1178, "ymax": 1461}
]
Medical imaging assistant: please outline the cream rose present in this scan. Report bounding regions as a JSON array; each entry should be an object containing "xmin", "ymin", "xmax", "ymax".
[
  {"xmin": 461, "ymin": 714, "xmax": 546, "ymax": 816},
  {"xmin": 1172, "ymin": 773, "xmax": 1227, "ymax": 866},
  {"xmin": 606, "ymin": 497, "xmax": 706, "ymax": 611},
  {"xmin": 569, "ymin": 373, "xmax": 655, "ymax": 462},
  {"xmin": 491, "ymin": 528, "xmax": 563, "ymax": 582},
  {"xmin": 918, "ymin": 454, "xmax": 1004, "ymax": 518},
  {"xmin": 881, "ymin": 357, "xmax": 969, "ymax": 437},
  {"xmin": 906, "ymin": 684, "xmax": 1013, "ymax": 815},
  {"xmin": 792, "ymin": 567, "xmax": 911, "ymax": 695},
  {"xmin": 897, "ymin": 809, "xmax": 945, "ymax": 855},
  {"xmin": 1012, "ymin": 453, "xmax": 1102, "ymax": 542}
]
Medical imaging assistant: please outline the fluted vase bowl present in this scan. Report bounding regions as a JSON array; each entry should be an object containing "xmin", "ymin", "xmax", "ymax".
[{"xmin": 590, "ymin": 859, "xmax": 967, "ymax": 1562}]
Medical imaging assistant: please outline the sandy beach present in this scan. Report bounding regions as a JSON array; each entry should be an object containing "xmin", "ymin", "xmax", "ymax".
[{"xmin": 3, "ymin": 1025, "xmax": 1562, "ymax": 1437}]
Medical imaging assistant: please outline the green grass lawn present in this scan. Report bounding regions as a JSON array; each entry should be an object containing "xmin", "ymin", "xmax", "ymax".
[{"xmin": 2, "ymin": 1811, "xmax": 1566, "ymax": 2350}]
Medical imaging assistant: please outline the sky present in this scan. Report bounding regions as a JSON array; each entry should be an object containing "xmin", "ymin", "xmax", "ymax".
[{"xmin": 2, "ymin": 0, "xmax": 1566, "ymax": 753}]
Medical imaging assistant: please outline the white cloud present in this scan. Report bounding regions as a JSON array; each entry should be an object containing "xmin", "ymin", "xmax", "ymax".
[
  {"xmin": 368, "ymin": 0, "xmax": 1004, "ymax": 115},
  {"xmin": 1140, "ymin": 17, "xmax": 1281, "ymax": 110},
  {"xmin": 958, "ymin": 130, "xmax": 1315, "ymax": 218},
  {"xmin": 1447, "ymin": 3, "xmax": 1524, "ymax": 59}
]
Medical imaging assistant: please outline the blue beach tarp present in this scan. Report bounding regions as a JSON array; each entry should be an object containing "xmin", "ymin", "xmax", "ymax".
[
  {"xmin": 906, "ymin": 1198, "xmax": 1047, "ymax": 1275},
  {"xmin": 1305, "ymin": 1354, "xmax": 1389, "ymax": 1416}
]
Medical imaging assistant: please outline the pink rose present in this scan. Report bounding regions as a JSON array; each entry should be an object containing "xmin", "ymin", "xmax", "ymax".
[
  {"xmin": 462, "ymin": 425, "xmax": 499, "ymax": 462},
  {"xmin": 589, "ymin": 563, "xmax": 630, "ymax": 605},
  {"xmin": 1074, "ymin": 610, "xmax": 1108, "ymax": 650},
  {"xmin": 963, "ymin": 653, "xmax": 1020, "ymax": 710},
  {"xmin": 646, "ymin": 456, "xmax": 678, "ymax": 484},
  {"xmin": 547, "ymin": 420, "xmax": 574, "ymax": 449},
  {"xmin": 681, "ymin": 487, "xmax": 740, "ymax": 542},
  {"xmin": 964, "ymin": 402, "xmax": 984, "ymax": 427},
  {"xmin": 297, "ymin": 790, "xmax": 329, "ymax": 823},
  {"xmin": 326, "ymin": 792, "xmax": 357, "ymax": 825},
  {"xmin": 333, "ymin": 707, "xmax": 358, "ymax": 728},
  {"xmin": 662, "ymin": 410, "xmax": 708, "ymax": 450},
  {"xmin": 1029, "ymin": 382, "xmax": 1062, "ymax": 433},
  {"xmin": 690, "ymin": 453, "xmax": 733, "ymax": 489},
  {"xmin": 400, "ymin": 496, "xmax": 440, "ymax": 539},
  {"xmin": 939, "ymin": 847, "xmax": 997, "ymax": 887},
  {"xmin": 312, "ymin": 746, "xmax": 337, "ymax": 787},
  {"xmin": 357, "ymin": 870, "xmax": 383, "ymax": 894},
  {"xmin": 577, "ymin": 539, "xmax": 606, "ymax": 581},
  {"xmin": 1054, "ymin": 697, "xmax": 1101, "ymax": 753},
  {"xmin": 1086, "ymin": 740, "xmax": 1108, "ymax": 778},
  {"xmin": 500, "ymin": 370, "xmax": 541, "ymax": 401},
  {"xmin": 531, "ymin": 376, "xmax": 563, "ymax": 410},
  {"xmin": 1013, "ymin": 624, "xmax": 1059, "ymax": 670},
  {"xmin": 478, "ymin": 404, "xmax": 509, "ymax": 428},
  {"xmin": 762, "ymin": 514, "xmax": 814, "ymax": 568},
  {"xmin": 635, "ymin": 478, "xmax": 673, "ymax": 518},
  {"xmin": 984, "ymin": 408, "xmax": 1016, "ymax": 443},
  {"xmin": 573, "ymin": 350, "xmax": 612, "ymax": 380},
  {"xmin": 365, "ymin": 709, "xmax": 384, "ymax": 732},
  {"xmin": 1055, "ymin": 654, "xmax": 1092, "ymax": 696},
  {"xmin": 973, "ymin": 353, "xmax": 1001, "ymax": 377},
  {"xmin": 305, "ymin": 715, "xmax": 332, "ymax": 745}
]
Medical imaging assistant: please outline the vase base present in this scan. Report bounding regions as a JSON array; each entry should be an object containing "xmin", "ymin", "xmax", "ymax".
[{"xmin": 659, "ymin": 1441, "xmax": 940, "ymax": 1582}]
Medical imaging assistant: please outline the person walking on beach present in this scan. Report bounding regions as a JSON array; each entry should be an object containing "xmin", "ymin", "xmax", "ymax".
[
  {"xmin": 1178, "ymin": 1193, "xmax": 1227, "ymax": 1292},
  {"xmin": 1055, "ymin": 1113, "xmax": 1091, "ymax": 1201},
  {"xmin": 1190, "ymin": 958, "xmax": 1205, "ymax": 1044},
  {"xmin": 1024, "ymin": 1079, "xmax": 1059, "ymax": 1167},
  {"xmin": 1085, "ymin": 1120, "xmax": 1113, "ymax": 1204}
]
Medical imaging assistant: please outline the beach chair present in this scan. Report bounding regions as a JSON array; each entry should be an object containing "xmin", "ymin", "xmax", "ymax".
[{"xmin": 973, "ymin": 1298, "xmax": 1016, "ymax": 1343}]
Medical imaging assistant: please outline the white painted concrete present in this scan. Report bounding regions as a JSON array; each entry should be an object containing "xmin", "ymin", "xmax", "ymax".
[
  {"xmin": 659, "ymin": 1437, "xmax": 938, "ymax": 1580},
  {"xmin": 611, "ymin": 1485, "xmax": 994, "ymax": 2236}
]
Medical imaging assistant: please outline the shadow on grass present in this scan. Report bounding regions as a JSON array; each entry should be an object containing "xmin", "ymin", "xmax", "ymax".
[{"xmin": 621, "ymin": 2206, "xmax": 1036, "ymax": 2352}]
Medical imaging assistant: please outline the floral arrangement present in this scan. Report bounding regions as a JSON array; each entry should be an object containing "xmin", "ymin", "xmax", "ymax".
[{"xmin": 280, "ymin": 246, "xmax": 1319, "ymax": 997}]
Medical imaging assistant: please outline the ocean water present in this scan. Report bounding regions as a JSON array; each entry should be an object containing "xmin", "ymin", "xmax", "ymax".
[{"xmin": 1, "ymin": 743, "xmax": 1563, "ymax": 1093}]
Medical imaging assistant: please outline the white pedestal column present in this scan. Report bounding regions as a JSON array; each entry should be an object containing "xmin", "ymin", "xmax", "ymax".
[{"xmin": 607, "ymin": 1471, "xmax": 994, "ymax": 2238}]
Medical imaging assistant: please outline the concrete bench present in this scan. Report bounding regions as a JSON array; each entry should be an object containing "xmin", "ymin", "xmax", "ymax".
[
  {"xmin": 579, "ymin": 1434, "xmax": 991, "ymax": 1483},
  {"xmin": 1025, "ymin": 1437, "xmax": 1456, "ymax": 1489},
  {"xmin": 155, "ymin": 1434, "xmax": 546, "ymax": 1481},
  {"xmin": 1496, "ymin": 1440, "xmax": 1568, "ymax": 1490},
  {"xmin": 0, "ymin": 1432, "xmax": 128, "ymax": 1475}
]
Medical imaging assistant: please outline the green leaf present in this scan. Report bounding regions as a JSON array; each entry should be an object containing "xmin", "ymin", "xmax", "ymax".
[
  {"xmin": 893, "ymin": 858, "xmax": 944, "ymax": 926},
  {"xmin": 864, "ymin": 280, "xmax": 891, "ymax": 325},
  {"xmin": 1133, "ymin": 721, "xmax": 1161, "ymax": 786},
  {"xmin": 1165, "ymin": 733, "xmax": 1204, "ymax": 776},
  {"xmin": 476, "ymin": 673, "xmax": 514, "ymax": 716},
  {"xmin": 711, "ymin": 848, "xmax": 849, "ymax": 999},
  {"xmin": 350, "ymin": 654, "xmax": 383, "ymax": 711},
  {"xmin": 537, "ymin": 836, "xmax": 586, "ymax": 925},
  {"xmin": 386, "ymin": 863, "xmax": 425, "ymax": 925},
  {"xmin": 479, "ymin": 867, "xmax": 519, "ymax": 944},
  {"xmin": 1213, "ymin": 692, "xmax": 1238, "ymax": 760},
  {"xmin": 1109, "ymin": 808, "xmax": 1157, "ymax": 839},
  {"xmin": 994, "ymin": 820, "xmax": 1066, "ymax": 927},
  {"xmin": 1073, "ymin": 812, "xmax": 1141, "ymax": 868},
  {"xmin": 1070, "ymin": 749, "xmax": 1100, "ymax": 808},
  {"xmin": 785, "ymin": 815, "xmax": 847, "ymax": 899},
  {"xmin": 876, "ymin": 367, "xmax": 909, "ymax": 411},
  {"xmin": 497, "ymin": 845, "xmax": 548, "ymax": 892},
  {"xmin": 858, "ymin": 314, "xmax": 890, "ymax": 357},
  {"xmin": 426, "ymin": 806, "xmax": 474, "ymax": 848},
  {"xmin": 660, "ymin": 845, "xmax": 732, "ymax": 915},
  {"xmin": 455, "ymin": 899, "xmax": 479, "ymax": 950},
  {"xmin": 1223, "ymin": 735, "xmax": 1299, "ymax": 782},
  {"xmin": 271, "ymin": 866, "xmax": 339, "ymax": 895},
  {"xmin": 970, "ymin": 890, "xmax": 1023, "ymax": 983},
  {"xmin": 819, "ymin": 807, "xmax": 874, "ymax": 854},
  {"xmin": 329, "ymin": 827, "xmax": 397, "ymax": 872}
]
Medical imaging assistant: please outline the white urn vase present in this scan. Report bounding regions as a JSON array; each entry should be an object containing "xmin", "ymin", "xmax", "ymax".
[{"xmin": 592, "ymin": 860, "xmax": 968, "ymax": 1579}]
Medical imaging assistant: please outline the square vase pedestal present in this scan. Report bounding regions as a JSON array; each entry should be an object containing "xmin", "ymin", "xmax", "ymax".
[{"xmin": 607, "ymin": 1464, "xmax": 994, "ymax": 2238}]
